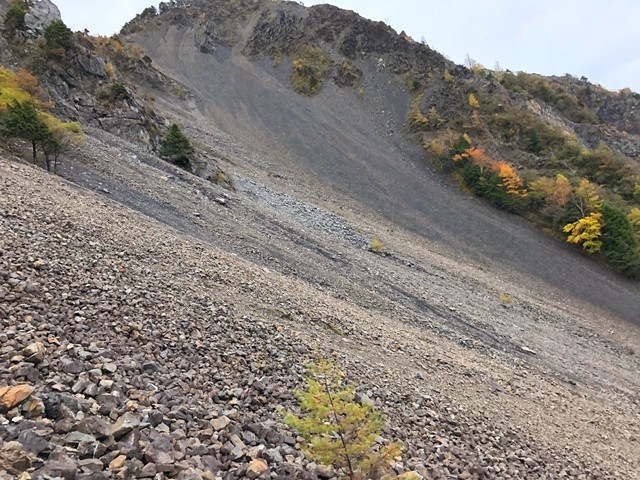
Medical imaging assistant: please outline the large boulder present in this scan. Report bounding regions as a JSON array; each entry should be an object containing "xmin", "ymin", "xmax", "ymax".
[
  {"xmin": 24, "ymin": 0, "xmax": 62, "ymax": 34},
  {"xmin": 77, "ymin": 47, "xmax": 107, "ymax": 77}
]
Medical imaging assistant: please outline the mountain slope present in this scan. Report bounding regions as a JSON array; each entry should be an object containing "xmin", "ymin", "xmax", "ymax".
[
  {"xmin": 123, "ymin": 0, "xmax": 640, "ymax": 324},
  {"xmin": 1, "ymin": 1, "xmax": 640, "ymax": 478},
  {"xmin": 2, "ymin": 126, "xmax": 640, "ymax": 478}
]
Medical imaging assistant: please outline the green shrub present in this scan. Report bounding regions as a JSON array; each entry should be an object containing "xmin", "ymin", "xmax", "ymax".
[
  {"xmin": 462, "ymin": 163, "xmax": 523, "ymax": 213},
  {"xmin": 159, "ymin": 123, "xmax": 192, "ymax": 166},
  {"xmin": 335, "ymin": 61, "xmax": 362, "ymax": 87},
  {"xmin": 601, "ymin": 204, "xmax": 640, "ymax": 276},
  {"xmin": 499, "ymin": 72, "xmax": 599, "ymax": 124},
  {"xmin": 574, "ymin": 144, "xmax": 639, "ymax": 199},
  {"xmin": 291, "ymin": 46, "xmax": 332, "ymax": 96},
  {"xmin": 2, "ymin": 100, "xmax": 49, "ymax": 162},
  {"xmin": 110, "ymin": 82, "xmax": 128, "ymax": 100},
  {"xmin": 3, "ymin": 1, "xmax": 27, "ymax": 32},
  {"xmin": 44, "ymin": 20, "xmax": 73, "ymax": 50}
]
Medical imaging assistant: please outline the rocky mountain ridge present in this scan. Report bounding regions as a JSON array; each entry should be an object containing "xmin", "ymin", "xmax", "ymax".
[{"xmin": 122, "ymin": 0, "xmax": 640, "ymax": 160}]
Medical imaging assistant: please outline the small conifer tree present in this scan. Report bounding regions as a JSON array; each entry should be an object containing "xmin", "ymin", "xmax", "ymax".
[
  {"xmin": 285, "ymin": 359, "xmax": 401, "ymax": 480},
  {"xmin": 44, "ymin": 20, "xmax": 73, "ymax": 51},
  {"xmin": 159, "ymin": 123, "xmax": 192, "ymax": 166},
  {"xmin": 3, "ymin": 100, "xmax": 49, "ymax": 161}
]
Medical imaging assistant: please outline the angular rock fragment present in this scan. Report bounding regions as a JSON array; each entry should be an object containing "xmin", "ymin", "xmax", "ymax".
[
  {"xmin": 0, "ymin": 441, "xmax": 34, "ymax": 475},
  {"xmin": 0, "ymin": 385, "xmax": 34, "ymax": 413},
  {"xmin": 112, "ymin": 412, "xmax": 140, "ymax": 439}
]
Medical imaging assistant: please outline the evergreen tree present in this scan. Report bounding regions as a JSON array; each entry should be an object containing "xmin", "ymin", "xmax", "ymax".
[
  {"xmin": 285, "ymin": 360, "xmax": 401, "ymax": 480},
  {"xmin": 159, "ymin": 123, "xmax": 192, "ymax": 166},
  {"xmin": 601, "ymin": 204, "xmax": 640, "ymax": 276},
  {"xmin": 40, "ymin": 114, "xmax": 82, "ymax": 173},
  {"xmin": 44, "ymin": 20, "xmax": 73, "ymax": 50},
  {"xmin": 3, "ymin": 100, "xmax": 49, "ymax": 162}
]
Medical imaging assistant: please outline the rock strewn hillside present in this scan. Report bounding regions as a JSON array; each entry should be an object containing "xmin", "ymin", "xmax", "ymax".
[
  {"xmin": 1, "ymin": 145, "xmax": 639, "ymax": 478},
  {"xmin": 121, "ymin": 0, "xmax": 640, "ymax": 321},
  {"xmin": 1, "ymin": 1, "xmax": 640, "ymax": 479}
]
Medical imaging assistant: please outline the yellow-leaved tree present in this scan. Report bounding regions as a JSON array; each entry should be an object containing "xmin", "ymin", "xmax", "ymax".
[
  {"xmin": 0, "ymin": 68, "xmax": 33, "ymax": 110},
  {"xmin": 530, "ymin": 174, "xmax": 572, "ymax": 207},
  {"xmin": 629, "ymin": 208, "xmax": 640, "ymax": 236},
  {"xmin": 285, "ymin": 359, "xmax": 403, "ymax": 480},
  {"xmin": 468, "ymin": 93, "xmax": 480, "ymax": 109},
  {"xmin": 563, "ymin": 212, "xmax": 603, "ymax": 253},
  {"xmin": 562, "ymin": 179, "xmax": 604, "ymax": 252},
  {"xmin": 573, "ymin": 178, "xmax": 603, "ymax": 217}
]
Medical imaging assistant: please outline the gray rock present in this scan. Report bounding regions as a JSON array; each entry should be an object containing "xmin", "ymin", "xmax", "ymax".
[
  {"xmin": 24, "ymin": 0, "xmax": 62, "ymax": 34},
  {"xmin": 139, "ymin": 462, "xmax": 157, "ymax": 478},
  {"xmin": 143, "ymin": 361, "xmax": 160, "ymax": 372},
  {"xmin": 112, "ymin": 412, "xmax": 140, "ymax": 439},
  {"xmin": 229, "ymin": 434, "xmax": 245, "ymax": 449},
  {"xmin": 77, "ymin": 52, "xmax": 106, "ymax": 77},
  {"xmin": 264, "ymin": 448, "xmax": 282, "ymax": 464},
  {"xmin": 37, "ymin": 452, "xmax": 78, "ymax": 480},
  {"xmin": 17, "ymin": 429, "xmax": 49, "ymax": 455},
  {"xmin": 78, "ymin": 416, "xmax": 112, "ymax": 439},
  {"xmin": 66, "ymin": 431, "xmax": 97, "ymax": 445},
  {"xmin": 42, "ymin": 393, "xmax": 63, "ymax": 420},
  {"xmin": 0, "ymin": 441, "xmax": 33, "ymax": 475},
  {"xmin": 210, "ymin": 416, "xmax": 230, "ymax": 431},
  {"xmin": 315, "ymin": 464, "xmax": 335, "ymax": 478},
  {"xmin": 241, "ymin": 430, "xmax": 257, "ymax": 445},
  {"xmin": 144, "ymin": 434, "xmax": 174, "ymax": 464},
  {"xmin": 77, "ymin": 472, "xmax": 109, "ymax": 480},
  {"xmin": 61, "ymin": 358, "xmax": 84, "ymax": 374},
  {"xmin": 78, "ymin": 458, "xmax": 104, "ymax": 472},
  {"xmin": 230, "ymin": 444, "xmax": 244, "ymax": 460},
  {"xmin": 23, "ymin": 342, "xmax": 45, "ymax": 356},
  {"xmin": 147, "ymin": 410, "xmax": 164, "ymax": 427},
  {"xmin": 101, "ymin": 363, "xmax": 117, "ymax": 374}
]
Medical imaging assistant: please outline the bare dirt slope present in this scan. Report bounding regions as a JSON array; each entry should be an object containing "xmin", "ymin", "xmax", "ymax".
[
  {"xmin": 127, "ymin": 14, "xmax": 640, "ymax": 327},
  {"xmin": 2, "ymin": 110, "xmax": 639, "ymax": 477}
]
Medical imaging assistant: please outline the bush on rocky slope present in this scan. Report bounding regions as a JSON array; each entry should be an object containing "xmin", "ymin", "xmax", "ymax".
[
  {"xmin": 290, "ymin": 45, "xmax": 333, "ymax": 96},
  {"xmin": 160, "ymin": 123, "xmax": 193, "ymax": 168},
  {"xmin": 43, "ymin": 19, "xmax": 72, "ymax": 52},
  {"xmin": 285, "ymin": 359, "xmax": 404, "ymax": 480},
  {"xmin": 2, "ymin": 0, "xmax": 26, "ymax": 33}
]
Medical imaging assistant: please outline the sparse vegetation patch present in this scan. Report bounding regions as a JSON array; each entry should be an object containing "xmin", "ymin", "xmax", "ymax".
[{"xmin": 291, "ymin": 45, "xmax": 333, "ymax": 96}]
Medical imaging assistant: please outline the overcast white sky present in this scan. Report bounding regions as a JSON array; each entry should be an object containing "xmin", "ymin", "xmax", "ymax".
[{"xmin": 54, "ymin": 0, "xmax": 640, "ymax": 92}]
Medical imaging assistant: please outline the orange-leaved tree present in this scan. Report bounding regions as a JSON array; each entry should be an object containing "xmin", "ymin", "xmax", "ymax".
[{"xmin": 493, "ymin": 161, "xmax": 527, "ymax": 197}]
